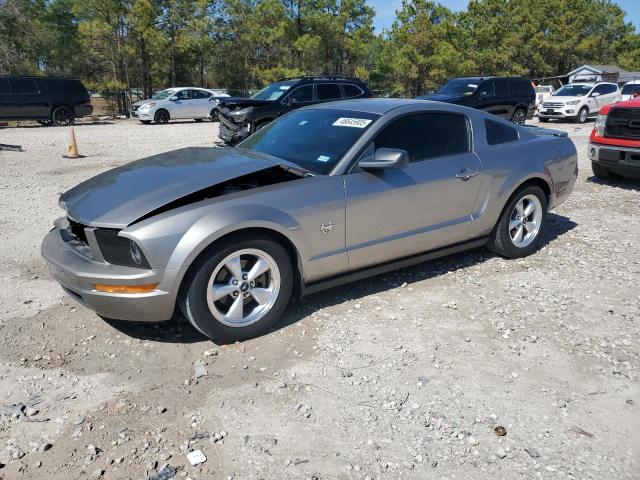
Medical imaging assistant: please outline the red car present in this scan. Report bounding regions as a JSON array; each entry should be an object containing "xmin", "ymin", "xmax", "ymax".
[{"xmin": 589, "ymin": 97, "xmax": 640, "ymax": 179}]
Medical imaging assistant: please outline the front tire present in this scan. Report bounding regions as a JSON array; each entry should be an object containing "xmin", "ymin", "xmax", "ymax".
[
  {"xmin": 154, "ymin": 109, "xmax": 170, "ymax": 124},
  {"xmin": 488, "ymin": 185, "xmax": 548, "ymax": 259},
  {"xmin": 576, "ymin": 107, "xmax": 589, "ymax": 124},
  {"xmin": 591, "ymin": 162, "xmax": 611, "ymax": 179},
  {"xmin": 180, "ymin": 234, "xmax": 293, "ymax": 342}
]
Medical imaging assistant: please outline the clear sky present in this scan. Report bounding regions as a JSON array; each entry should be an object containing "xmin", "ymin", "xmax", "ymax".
[{"xmin": 370, "ymin": 0, "xmax": 640, "ymax": 33}]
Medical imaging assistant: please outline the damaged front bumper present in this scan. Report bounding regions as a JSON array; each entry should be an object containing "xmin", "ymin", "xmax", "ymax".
[
  {"xmin": 41, "ymin": 221, "xmax": 180, "ymax": 322},
  {"xmin": 218, "ymin": 114, "xmax": 251, "ymax": 144}
]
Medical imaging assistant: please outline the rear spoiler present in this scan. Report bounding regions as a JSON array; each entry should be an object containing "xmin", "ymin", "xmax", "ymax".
[{"xmin": 522, "ymin": 125, "xmax": 568, "ymax": 137}]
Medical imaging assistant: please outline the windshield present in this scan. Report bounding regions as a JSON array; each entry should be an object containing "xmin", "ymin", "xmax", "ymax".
[
  {"xmin": 152, "ymin": 89, "xmax": 176, "ymax": 100},
  {"xmin": 436, "ymin": 79, "xmax": 479, "ymax": 96},
  {"xmin": 554, "ymin": 84, "xmax": 592, "ymax": 97},
  {"xmin": 622, "ymin": 83, "xmax": 640, "ymax": 94},
  {"xmin": 240, "ymin": 109, "xmax": 379, "ymax": 175},
  {"xmin": 250, "ymin": 82, "xmax": 294, "ymax": 101}
]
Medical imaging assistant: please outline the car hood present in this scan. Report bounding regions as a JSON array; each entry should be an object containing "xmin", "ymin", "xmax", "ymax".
[
  {"xmin": 218, "ymin": 97, "xmax": 273, "ymax": 108},
  {"xmin": 417, "ymin": 93, "xmax": 468, "ymax": 103},
  {"xmin": 132, "ymin": 99, "xmax": 157, "ymax": 107},
  {"xmin": 60, "ymin": 147, "xmax": 292, "ymax": 229},
  {"xmin": 543, "ymin": 95, "xmax": 584, "ymax": 104}
]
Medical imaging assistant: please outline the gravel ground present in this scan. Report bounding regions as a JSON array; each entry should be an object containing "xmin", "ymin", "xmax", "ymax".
[{"xmin": 0, "ymin": 117, "xmax": 638, "ymax": 480}]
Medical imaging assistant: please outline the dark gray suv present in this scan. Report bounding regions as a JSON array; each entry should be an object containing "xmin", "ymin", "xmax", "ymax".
[{"xmin": 0, "ymin": 76, "xmax": 93, "ymax": 126}]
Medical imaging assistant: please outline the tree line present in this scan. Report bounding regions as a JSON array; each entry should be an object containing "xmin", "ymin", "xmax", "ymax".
[{"xmin": 1, "ymin": 0, "xmax": 639, "ymax": 112}]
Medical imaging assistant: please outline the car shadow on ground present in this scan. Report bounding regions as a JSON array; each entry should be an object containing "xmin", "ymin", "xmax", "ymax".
[
  {"xmin": 104, "ymin": 212, "xmax": 577, "ymax": 345},
  {"xmin": 2, "ymin": 120, "xmax": 115, "ymax": 129},
  {"xmin": 586, "ymin": 175, "xmax": 640, "ymax": 191}
]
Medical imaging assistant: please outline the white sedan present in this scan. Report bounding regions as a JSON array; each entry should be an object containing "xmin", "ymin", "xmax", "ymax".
[{"xmin": 130, "ymin": 87, "xmax": 229, "ymax": 124}]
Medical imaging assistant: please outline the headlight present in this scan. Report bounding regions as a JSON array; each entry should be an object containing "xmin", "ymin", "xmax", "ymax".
[
  {"xmin": 94, "ymin": 229, "xmax": 151, "ymax": 269},
  {"xmin": 139, "ymin": 102, "xmax": 155, "ymax": 110},
  {"xmin": 565, "ymin": 100, "xmax": 580, "ymax": 106},
  {"xmin": 229, "ymin": 107, "xmax": 253, "ymax": 122},
  {"xmin": 595, "ymin": 113, "xmax": 607, "ymax": 136}
]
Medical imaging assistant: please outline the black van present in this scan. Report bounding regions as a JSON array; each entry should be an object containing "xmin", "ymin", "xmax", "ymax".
[
  {"xmin": 0, "ymin": 76, "xmax": 93, "ymax": 126},
  {"xmin": 416, "ymin": 77, "xmax": 536, "ymax": 125}
]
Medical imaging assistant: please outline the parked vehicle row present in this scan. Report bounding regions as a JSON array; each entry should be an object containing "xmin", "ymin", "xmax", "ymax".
[
  {"xmin": 0, "ymin": 76, "xmax": 93, "ymax": 126},
  {"xmin": 217, "ymin": 76, "xmax": 372, "ymax": 144},
  {"xmin": 42, "ymin": 98, "xmax": 578, "ymax": 341},
  {"xmin": 130, "ymin": 87, "xmax": 229, "ymax": 124}
]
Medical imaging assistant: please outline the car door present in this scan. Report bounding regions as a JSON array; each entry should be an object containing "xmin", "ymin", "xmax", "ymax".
[
  {"xmin": 193, "ymin": 89, "xmax": 214, "ymax": 117},
  {"xmin": 168, "ymin": 89, "xmax": 193, "ymax": 118},
  {"xmin": 344, "ymin": 112, "xmax": 483, "ymax": 271},
  {"xmin": 493, "ymin": 78, "xmax": 514, "ymax": 118},
  {"xmin": 8, "ymin": 78, "xmax": 42, "ymax": 118},
  {"xmin": 475, "ymin": 79, "xmax": 501, "ymax": 117},
  {"xmin": 315, "ymin": 83, "xmax": 342, "ymax": 104},
  {"xmin": 281, "ymin": 84, "xmax": 314, "ymax": 114},
  {"xmin": 587, "ymin": 85, "xmax": 607, "ymax": 113}
]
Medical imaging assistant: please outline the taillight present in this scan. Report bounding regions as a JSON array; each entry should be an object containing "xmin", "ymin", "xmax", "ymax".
[{"xmin": 595, "ymin": 113, "xmax": 607, "ymax": 136}]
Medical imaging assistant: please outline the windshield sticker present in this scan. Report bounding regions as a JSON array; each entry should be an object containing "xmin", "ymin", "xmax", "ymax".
[
  {"xmin": 317, "ymin": 155, "xmax": 331, "ymax": 163},
  {"xmin": 298, "ymin": 120, "xmax": 308, "ymax": 126},
  {"xmin": 333, "ymin": 117, "xmax": 373, "ymax": 128},
  {"xmin": 279, "ymin": 85, "xmax": 291, "ymax": 90}
]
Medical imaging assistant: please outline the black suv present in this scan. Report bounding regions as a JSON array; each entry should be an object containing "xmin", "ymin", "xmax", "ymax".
[
  {"xmin": 0, "ymin": 76, "xmax": 93, "ymax": 126},
  {"xmin": 416, "ymin": 77, "xmax": 536, "ymax": 125},
  {"xmin": 217, "ymin": 76, "xmax": 372, "ymax": 144}
]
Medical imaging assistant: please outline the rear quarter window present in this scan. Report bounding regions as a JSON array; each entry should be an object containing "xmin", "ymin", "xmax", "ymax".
[
  {"xmin": 485, "ymin": 119, "xmax": 519, "ymax": 145},
  {"xmin": 512, "ymin": 79, "xmax": 534, "ymax": 96},
  {"xmin": 42, "ymin": 79, "xmax": 87, "ymax": 96},
  {"xmin": 342, "ymin": 84, "xmax": 363, "ymax": 98}
]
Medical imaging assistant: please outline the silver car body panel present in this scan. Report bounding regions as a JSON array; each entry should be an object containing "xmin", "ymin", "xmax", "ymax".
[{"xmin": 42, "ymin": 99, "xmax": 578, "ymax": 322}]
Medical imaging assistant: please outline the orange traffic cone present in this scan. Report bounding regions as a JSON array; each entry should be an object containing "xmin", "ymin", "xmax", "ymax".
[{"xmin": 63, "ymin": 128, "xmax": 84, "ymax": 159}]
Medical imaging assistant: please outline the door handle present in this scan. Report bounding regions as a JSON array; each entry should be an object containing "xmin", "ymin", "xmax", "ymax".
[{"xmin": 455, "ymin": 168, "xmax": 479, "ymax": 180}]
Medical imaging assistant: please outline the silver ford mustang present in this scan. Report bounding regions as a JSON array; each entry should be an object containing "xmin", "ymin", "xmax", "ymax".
[{"xmin": 42, "ymin": 99, "xmax": 577, "ymax": 341}]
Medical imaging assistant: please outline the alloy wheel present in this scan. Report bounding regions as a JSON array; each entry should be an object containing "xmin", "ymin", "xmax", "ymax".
[
  {"xmin": 512, "ymin": 109, "xmax": 526, "ymax": 125},
  {"xmin": 52, "ymin": 106, "xmax": 75, "ymax": 126},
  {"xmin": 206, "ymin": 248, "xmax": 281, "ymax": 327},
  {"xmin": 509, "ymin": 194, "xmax": 543, "ymax": 248},
  {"xmin": 579, "ymin": 108, "xmax": 588, "ymax": 123}
]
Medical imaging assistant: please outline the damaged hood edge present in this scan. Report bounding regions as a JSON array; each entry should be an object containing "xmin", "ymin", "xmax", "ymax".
[{"xmin": 60, "ymin": 147, "xmax": 299, "ymax": 229}]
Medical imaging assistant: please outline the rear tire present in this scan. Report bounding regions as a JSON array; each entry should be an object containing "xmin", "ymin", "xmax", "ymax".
[
  {"xmin": 511, "ymin": 108, "xmax": 526, "ymax": 125},
  {"xmin": 209, "ymin": 109, "xmax": 218, "ymax": 122},
  {"xmin": 51, "ymin": 106, "xmax": 75, "ymax": 126},
  {"xmin": 154, "ymin": 109, "xmax": 170, "ymax": 124},
  {"xmin": 180, "ymin": 233, "xmax": 293, "ymax": 342},
  {"xmin": 591, "ymin": 162, "xmax": 611, "ymax": 179},
  {"xmin": 488, "ymin": 185, "xmax": 548, "ymax": 259}
]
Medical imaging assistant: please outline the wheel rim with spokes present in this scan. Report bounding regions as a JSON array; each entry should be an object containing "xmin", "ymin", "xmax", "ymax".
[
  {"xmin": 512, "ymin": 110, "xmax": 525, "ymax": 125},
  {"xmin": 509, "ymin": 194, "xmax": 543, "ymax": 248},
  {"xmin": 53, "ymin": 107, "xmax": 74, "ymax": 125},
  {"xmin": 157, "ymin": 111, "xmax": 169, "ymax": 123},
  {"xmin": 579, "ymin": 109, "xmax": 587, "ymax": 123},
  {"xmin": 206, "ymin": 248, "xmax": 281, "ymax": 327}
]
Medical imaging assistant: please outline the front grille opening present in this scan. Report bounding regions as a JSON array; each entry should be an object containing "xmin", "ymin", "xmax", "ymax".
[{"xmin": 605, "ymin": 108, "xmax": 640, "ymax": 140}]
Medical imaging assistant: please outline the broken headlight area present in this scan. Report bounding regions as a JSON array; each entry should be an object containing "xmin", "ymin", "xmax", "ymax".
[
  {"xmin": 93, "ymin": 229, "xmax": 151, "ymax": 269},
  {"xmin": 227, "ymin": 106, "xmax": 253, "ymax": 123}
]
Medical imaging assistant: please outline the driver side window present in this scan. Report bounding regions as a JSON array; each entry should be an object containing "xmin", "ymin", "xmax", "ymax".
[
  {"xmin": 174, "ymin": 90, "xmax": 191, "ymax": 100},
  {"xmin": 478, "ymin": 80, "xmax": 495, "ymax": 98},
  {"xmin": 288, "ymin": 85, "xmax": 313, "ymax": 103}
]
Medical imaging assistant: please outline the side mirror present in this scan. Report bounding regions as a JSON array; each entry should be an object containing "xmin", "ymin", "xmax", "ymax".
[
  {"xmin": 285, "ymin": 97, "xmax": 299, "ymax": 107},
  {"xmin": 591, "ymin": 92, "xmax": 600, "ymax": 98},
  {"xmin": 359, "ymin": 148, "xmax": 409, "ymax": 171},
  {"xmin": 170, "ymin": 95, "xmax": 179, "ymax": 101}
]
